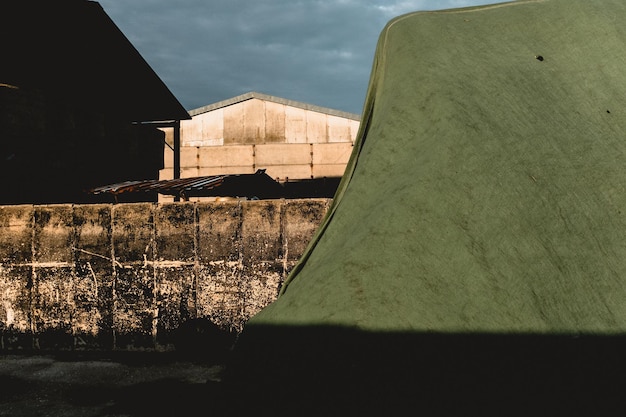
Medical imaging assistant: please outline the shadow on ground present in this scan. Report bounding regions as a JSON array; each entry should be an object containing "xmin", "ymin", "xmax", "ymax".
[
  {"xmin": 223, "ymin": 326, "xmax": 626, "ymax": 417},
  {"xmin": 4, "ymin": 327, "xmax": 626, "ymax": 416},
  {"xmin": 0, "ymin": 351, "xmax": 230, "ymax": 417}
]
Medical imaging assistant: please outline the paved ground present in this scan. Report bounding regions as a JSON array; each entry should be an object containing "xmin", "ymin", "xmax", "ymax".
[{"xmin": 0, "ymin": 351, "xmax": 229, "ymax": 417}]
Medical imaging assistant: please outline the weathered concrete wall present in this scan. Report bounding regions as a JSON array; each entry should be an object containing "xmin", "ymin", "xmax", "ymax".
[{"xmin": 0, "ymin": 199, "xmax": 330, "ymax": 351}]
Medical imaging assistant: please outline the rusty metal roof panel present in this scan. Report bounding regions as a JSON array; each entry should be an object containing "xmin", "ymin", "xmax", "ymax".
[
  {"xmin": 89, "ymin": 170, "xmax": 285, "ymax": 200},
  {"xmin": 159, "ymin": 176, "xmax": 224, "ymax": 191},
  {"xmin": 90, "ymin": 180, "xmax": 160, "ymax": 194}
]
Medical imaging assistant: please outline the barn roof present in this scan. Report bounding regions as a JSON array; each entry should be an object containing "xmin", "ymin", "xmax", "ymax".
[
  {"xmin": 189, "ymin": 91, "xmax": 361, "ymax": 121},
  {"xmin": 1, "ymin": 0, "xmax": 190, "ymax": 123}
]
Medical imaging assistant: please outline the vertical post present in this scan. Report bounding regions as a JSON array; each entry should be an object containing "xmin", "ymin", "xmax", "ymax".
[{"xmin": 173, "ymin": 119, "xmax": 181, "ymax": 202}]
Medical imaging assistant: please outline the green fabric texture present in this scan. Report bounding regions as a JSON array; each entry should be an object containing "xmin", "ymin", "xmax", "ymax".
[{"xmin": 249, "ymin": 0, "xmax": 626, "ymax": 334}]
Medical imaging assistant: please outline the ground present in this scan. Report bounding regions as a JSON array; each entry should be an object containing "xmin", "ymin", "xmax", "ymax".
[{"xmin": 0, "ymin": 351, "xmax": 229, "ymax": 417}]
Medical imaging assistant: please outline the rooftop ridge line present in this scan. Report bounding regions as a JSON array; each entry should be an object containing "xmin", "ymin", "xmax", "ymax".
[{"xmin": 188, "ymin": 91, "xmax": 361, "ymax": 121}]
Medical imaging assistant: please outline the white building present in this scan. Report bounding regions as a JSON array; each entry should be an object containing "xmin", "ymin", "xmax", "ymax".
[{"xmin": 159, "ymin": 92, "xmax": 361, "ymax": 201}]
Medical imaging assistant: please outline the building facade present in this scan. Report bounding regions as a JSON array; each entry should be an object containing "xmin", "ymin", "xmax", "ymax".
[{"xmin": 159, "ymin": 92, "xmax": 361, "ymax": 201}]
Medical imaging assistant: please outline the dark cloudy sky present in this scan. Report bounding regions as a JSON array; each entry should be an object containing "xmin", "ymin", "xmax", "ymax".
[{"xmin": 97, "ymin": 0, "xmax": 506, "ymax": 115}]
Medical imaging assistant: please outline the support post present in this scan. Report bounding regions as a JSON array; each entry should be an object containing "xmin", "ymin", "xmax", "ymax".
[{"xmin": 173, "ymin": 119, "xmax": 181, "ymax": 202}]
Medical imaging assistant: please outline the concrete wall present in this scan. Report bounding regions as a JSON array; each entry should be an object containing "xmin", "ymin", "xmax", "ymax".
[{"xmin": 0, "ymin": 199, "xmax": 330, "ymax": 351}]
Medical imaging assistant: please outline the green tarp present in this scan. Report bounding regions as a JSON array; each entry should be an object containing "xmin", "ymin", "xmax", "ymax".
[
  {"xmin": 251, "ymin": 0, "xmax": 626, "ymax": 333},
  {"xmin": 225, "ymin": 0, "xmax": 626, "ymax": 413}
]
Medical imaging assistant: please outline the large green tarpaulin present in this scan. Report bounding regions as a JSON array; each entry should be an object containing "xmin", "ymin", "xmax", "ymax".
[
  {"xmin": 251, "ymin": 0, "xmax": 626, "ymax": 333},
  {"xmin": 225, "ymin": 0, "xmax": 626, "ymax": 413}
]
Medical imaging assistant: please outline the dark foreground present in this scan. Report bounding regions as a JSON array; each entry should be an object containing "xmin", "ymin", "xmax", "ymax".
[
  {"xmin": 0, "ymin": 351, "xmax": 229, "ymax": 417},
  {"xmin": 4, "ymin": 331, "xmax": 626, "ymax": 417}
]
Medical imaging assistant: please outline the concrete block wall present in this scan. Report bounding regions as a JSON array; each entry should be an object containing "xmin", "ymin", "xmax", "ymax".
[{"xmin": 0, "ymin": 199, "xmax": 330, "ymax": 351}]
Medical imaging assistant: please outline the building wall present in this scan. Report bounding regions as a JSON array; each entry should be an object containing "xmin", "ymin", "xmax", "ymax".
[
  {"xmin": 162, "ymin": 143, "xmax": 355, "ymax": 182},
  {"xmin": 177, "ymin": 97, "xmax": 359, "ymax": 147},
  {"xmin": 0, "ymin": 200, "xmax": 330, "ymax": 351},
  {"xmin": 0, "ymin": 83, "xmax": 166, "ymax": 205},
  {"xmin": 159, "ymin": 95, "xmax": 360, "ymax": 202}
]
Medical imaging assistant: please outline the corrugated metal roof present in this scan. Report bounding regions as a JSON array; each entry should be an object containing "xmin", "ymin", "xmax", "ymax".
[{"xmin": 89, "ymin": 169, "xmax": 285, "ymax": 200}]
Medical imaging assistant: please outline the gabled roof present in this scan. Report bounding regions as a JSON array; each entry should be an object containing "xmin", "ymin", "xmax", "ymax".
[
  {"xmin": 189, "ymin": 92, "xmax": 361, "ymax": 121},
  {"xmin": 2, "ymin": 0, "xmax": 190, "ymax": 122}
]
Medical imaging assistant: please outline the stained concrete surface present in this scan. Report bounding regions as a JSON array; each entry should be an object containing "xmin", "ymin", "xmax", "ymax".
[
  {"xmin": 0, "ymin": 200, "xmax": 330, "ymax": 348},
  {"xmin": 0, "ymin": 351, "xmax": 230, "ymax": 417}
]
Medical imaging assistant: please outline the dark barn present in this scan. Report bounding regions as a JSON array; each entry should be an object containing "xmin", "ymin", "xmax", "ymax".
[{"xmin": 0, "ymin": 0, "xmax": 190, "ymax": 205}]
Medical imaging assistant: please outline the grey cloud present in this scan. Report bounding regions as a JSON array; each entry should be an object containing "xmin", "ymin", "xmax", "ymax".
[{"xmin": 98, "ymin": 0, "xmax": 505, "ymax": 114}]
